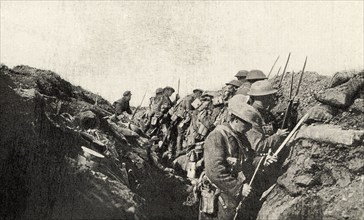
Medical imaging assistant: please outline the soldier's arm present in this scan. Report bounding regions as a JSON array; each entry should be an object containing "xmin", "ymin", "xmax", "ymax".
[
  {"xmin": 114, "ymin": 101, "xmax": 122, "ymax": 116},
  {"xmin": 185, "ymin": 96, "xmax": 194, "ymax": 111},
  {"xmin": 204, "ymin": 131, "xmax": 245, "ymax": 199},
  {"xmin": 246, "ymin": 128, "xmax": 283, "ymax": 153},
  {"xmin": 126, "ymin": 106, "xmax": 133, "ymax": 115}
]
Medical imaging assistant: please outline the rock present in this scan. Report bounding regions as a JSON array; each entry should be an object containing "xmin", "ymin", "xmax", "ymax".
[
  {"xmin": 346, "ymin": 157, "xmax": 364, "ymax": 174},
  {"xmin": 322, "ymin": 177, "xmax": 364, "ymax": 220},
  {"xmin": 331, "ymin": 166, "xmax": 352, "ymax": 188},
  {"xmin": 328, "ymin": 71, "xmax": 355, "ymax": 88},
  {"xmin": 295, "ymin": 174, "xmax": 314, "ymax": 187},
  {"xmin": 306, "ymin": 103, "xmax": 337, "ymax": 123},
  {"xmin": 315, "ymin": 71, "xmax": 364, "ymax": 108},
  {"xmin": 349, "ymin": 98, "xmax": 364, "ymax": 113},
  {"xmin": 296, "ymin": 124, "xmax": 364, "ymax": 146},
  {"xmin": 77, "ymin": 110, "xmax": 100, "ymax": 130}
]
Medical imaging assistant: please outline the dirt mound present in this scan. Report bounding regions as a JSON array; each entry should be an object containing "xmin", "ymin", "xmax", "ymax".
[
  {"xmin": 0, "ymin": 64, "xmax": 196, "ymax": 219},
  {"xmin": 257, "ymin": 70, "xmax": 364, "ymax": 220}
]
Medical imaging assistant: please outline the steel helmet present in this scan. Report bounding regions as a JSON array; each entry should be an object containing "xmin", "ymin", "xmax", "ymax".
[
  {"xmin": 228, "ymin": 95, "xmax": 262, "ymax": 125},
  {"xmin": 163, "ymin": 86, "xmax": 175, "ymax": 93},
  {"xmin": 246, "ymin": 70, "xmax": 267, "ymax": 80},
  {"xmin": 235, "ymin": 70, "xmax": 249, "ymax": 77},
  {"xmin": 155, "ymin": 88, "xmax": 163, "ymax": 94},
  {"xmin": 225, "ymin": 79, "xmax": 243, "ymax": 88},
  {"xmin": 123, "ymin": 91, "xmax": 132, "ymax": 96},
  {"xmin": 247, "ymin": 80, "xmax": 278, "ymax": 96}
]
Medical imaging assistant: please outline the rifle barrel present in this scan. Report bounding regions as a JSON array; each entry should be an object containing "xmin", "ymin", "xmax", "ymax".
[
  {"xmin": 267, "ymin": 56, "xmax": 280, "ymax": 78},
  {"xmin": 294, "ymin": 56, "xmax": 307, "ymax": 97},
  {"xmin": 274, "ymin": 113, "xmax": 309, "ymax": 157},
  {"xmin": 275, "ymin": 66, "xmax": 282, "ymax": 78},
  {"xmin": 279, "ymin": 52, "xmax": 291, "ymax": 87},
  {"xmin": 289, "ymin": 71, "xmax": 294, "ymax": 99},
  {"xmin": 131, "ymin": 91, "xmax": 147, "ymax": 120}
]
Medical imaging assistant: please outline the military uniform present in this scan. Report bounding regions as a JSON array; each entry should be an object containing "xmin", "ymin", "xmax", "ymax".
[
  {"xmin": 245, "ymin": 103, "xmax": 284, "ymax": 153},
  {"xmin": 201, "ymin": 124, "xmax": 255, "ymax": 220},
  {"xmin": 114, "ymin": 97, "xmax": 132, "ymax": 115},
  {"xmin": 175, "ymin": 94, "xmax": 197, "ymax": 155}
]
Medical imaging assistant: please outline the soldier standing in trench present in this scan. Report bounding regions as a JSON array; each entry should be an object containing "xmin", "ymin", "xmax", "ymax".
[
  {"xmin": 200, "ymin": 95, "xmax": 278, "ymax": 220},
  {"xmin": 244, "ymin": 80, "xmax": 290, "ymax": 219},
  {"xmin": 175, "ymin": 89, "xmax": 204, "ymax": 157},
  {"xmin": 235, "ymin": 70, "xmax": 249, "ymax": 82},
  {"xmin": 236, "ymin": 70, "xmax": 267, "ymax": 96},
  {"xmin": 246, "ymin": 80, "xmax": 288, "ymax": 153}
]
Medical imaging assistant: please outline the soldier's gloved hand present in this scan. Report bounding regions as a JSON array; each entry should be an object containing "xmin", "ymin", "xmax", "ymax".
[
  {"xmin": 264, "ymin": 153, "xmax": 278, "ymax": 167},
  {"xmin": 276, "ymin": 128, "xmax": 289, "ymax": 137},
  {"xmin": 176, "ymin": 94, "xmax": 180, "ymax": 100},
  {"xmin": 241, "ymin": 183, "xmax": 252, "ymax": 197}
]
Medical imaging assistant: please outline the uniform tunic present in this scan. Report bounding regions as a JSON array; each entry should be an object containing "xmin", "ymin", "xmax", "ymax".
[
  {"xmin": 246, "ymin": 103, "xmax": 283, "ymax": 153},
  {"xmin": 114, "ymin": 97, "xmax": 132, "ymax": 115},
  {"xmin": 202, "ymin": 124, "xmax": 256, "ymax": 220}
]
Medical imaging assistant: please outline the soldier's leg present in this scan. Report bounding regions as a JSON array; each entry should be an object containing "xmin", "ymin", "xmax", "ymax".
[{"xmin": 176, "ymin": 125, "xmax": 185, "ymax": 156}]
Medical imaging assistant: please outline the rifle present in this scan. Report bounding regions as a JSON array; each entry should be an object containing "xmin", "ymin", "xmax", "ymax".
[
  {"xmin": 281, "ymin": 57, "xmax": 307, "ymax": 129},
  {"xmin": 267, "ymin": 56, "xmax": 280, "ymax": 78},
  {"xmin": 131, "ymin": 91, "xmax": 147, "ymax": 121},
  {"xmin": 175, "ymin": 78, "xmax": 180, "ymax": 103},
  {"xmin": 233, "ymin": 156, "xmax": 265, "ymax": 220},
  {"xmin": 275, "ymin": 66, "xmax": 282, "ymax": 78},
  {"xmin": 233, "ymin": 113, "xmax": 309, "ymax": 220},
  {"xmin": 278, "ymin": 52, "xmax": 291, "ymax": 87}
]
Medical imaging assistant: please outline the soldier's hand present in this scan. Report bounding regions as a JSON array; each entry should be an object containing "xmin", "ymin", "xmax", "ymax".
[
  {"xmin": 241, "ymin": 183, "xmax": 252, "ymax": 197},
  {"xmin": 276, "ymin": 128, "xmax": 289, "ymax": 137},
  {"xmin": 176, "ymin": 94, "xmax": 180, "ymax": 100},
  {"xmin": 264, "ymin": 154, "xmax": 278, "ymax": 167}
]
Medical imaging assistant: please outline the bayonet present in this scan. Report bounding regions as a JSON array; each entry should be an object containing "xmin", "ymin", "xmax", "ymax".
[
  {"xmin": 267, "ymin": 55, "xmax": 280, "ymax": 78},
  {"xmin": 278, "ymin": 52, "xmax": 291, "ymax": 87}
]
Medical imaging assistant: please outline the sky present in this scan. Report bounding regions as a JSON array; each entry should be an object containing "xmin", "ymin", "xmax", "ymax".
[{"xmin": 1, "ymin": 1, "xmax": 363, "ymax": 106}]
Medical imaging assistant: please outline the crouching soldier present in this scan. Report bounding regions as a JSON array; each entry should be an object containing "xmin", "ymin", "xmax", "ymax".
[
  {"xmin": 199, "ymin": 95, "xmax": 277, "ymax": 220},
  {"xmin": 112, "ymin": 91, "xmax": 132, "ymax": 122}
]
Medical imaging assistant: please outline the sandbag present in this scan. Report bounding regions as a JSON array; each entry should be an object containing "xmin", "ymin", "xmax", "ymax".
[
  {"xmin": 315, "ymin": 72, "xmax": 364, "ymax": 108},
  {"xmin": 306, "ymin": 104, "xmax": 337, "ymax": 123},
  {"xmin": 328, "ymin": 72, "xmax": 355, "ymax": 88},
  {"xmin": 296, "ymin": 124, "xmax": 364, "ymax": 146},
  {"xmin": 349, "ymin": 99, "xmax": 364, "ymax": 113}
]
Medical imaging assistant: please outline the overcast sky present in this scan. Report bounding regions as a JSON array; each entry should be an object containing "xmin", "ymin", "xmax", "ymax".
[{"xmin": 1, "ymin": 1, "xmax": 363, "ymax": 106}]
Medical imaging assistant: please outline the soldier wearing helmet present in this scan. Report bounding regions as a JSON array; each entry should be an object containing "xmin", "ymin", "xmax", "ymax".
[
  {"xmin": 113, "ymin": 91, "xmax": 133, "ymax": 121},
  {"xmin": 174, "ymin": 89, "xmax": 204, "ymax": 157},
  {"xmin": 211, "ymin": 80, "xmax": 243, "ymax": 128},
  {"xmin": 200, "ymin": 95, "xmax": 277, "ymax": 220},
  {"xmin": 246, "ymin": 80, "xmax": 289, "ymax": 153},
  {"xmin": 236, "ymin": 70, "xmax": 268, "ymax": 95},
  {"xmin": 235, "ymin": 70, "xmax": 249, "ymax": 82}
]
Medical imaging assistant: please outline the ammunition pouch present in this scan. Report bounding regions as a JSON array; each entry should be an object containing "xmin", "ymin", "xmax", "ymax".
[
  {"xmin": 200, "ymin": 187, "xmax": 218, "ymax": 215},
  {"xmin": 151, "ymin": 116, "xmax": 159, "ymax": 126},
  {"xmin": 198, "ymin": 172, "xmax": 227, "ymax": 215}
]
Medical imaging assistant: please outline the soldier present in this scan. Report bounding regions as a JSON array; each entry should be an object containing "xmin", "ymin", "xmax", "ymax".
[
  {"xmin": 235, "ymin": 70, "xmax": 249, "ymax": 82},
  {"xmin": 246, "ymin": 80, "xmax": 288, "ymax": 153},
  {"xmin": 212, "ymin": 80, "xmax": 242, "ymax": 127},
  {"xmin": 142, "ymin": 88, "xmax": 164, "ymax": 132},
  {"xmin": 243, "ymin": 81, "xmax": 290, "ymax": 219},
  {"xmin": 236, "ymin": 70, "xmax": 267, "ymax": 95},
  {"xmin": 175, "ymin": 89, "xmax": 203, "ymax": 156},
  {"xmin": 160, "ymin": 86, "xmax": 179, "ymax": 114},
  {"xmin": 112, "ymin": 91, "xmax": 132, "ymax": 121},
  {"xmin": 200, "ymin": 95, "xmax": 277, "ymax": 220}
]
